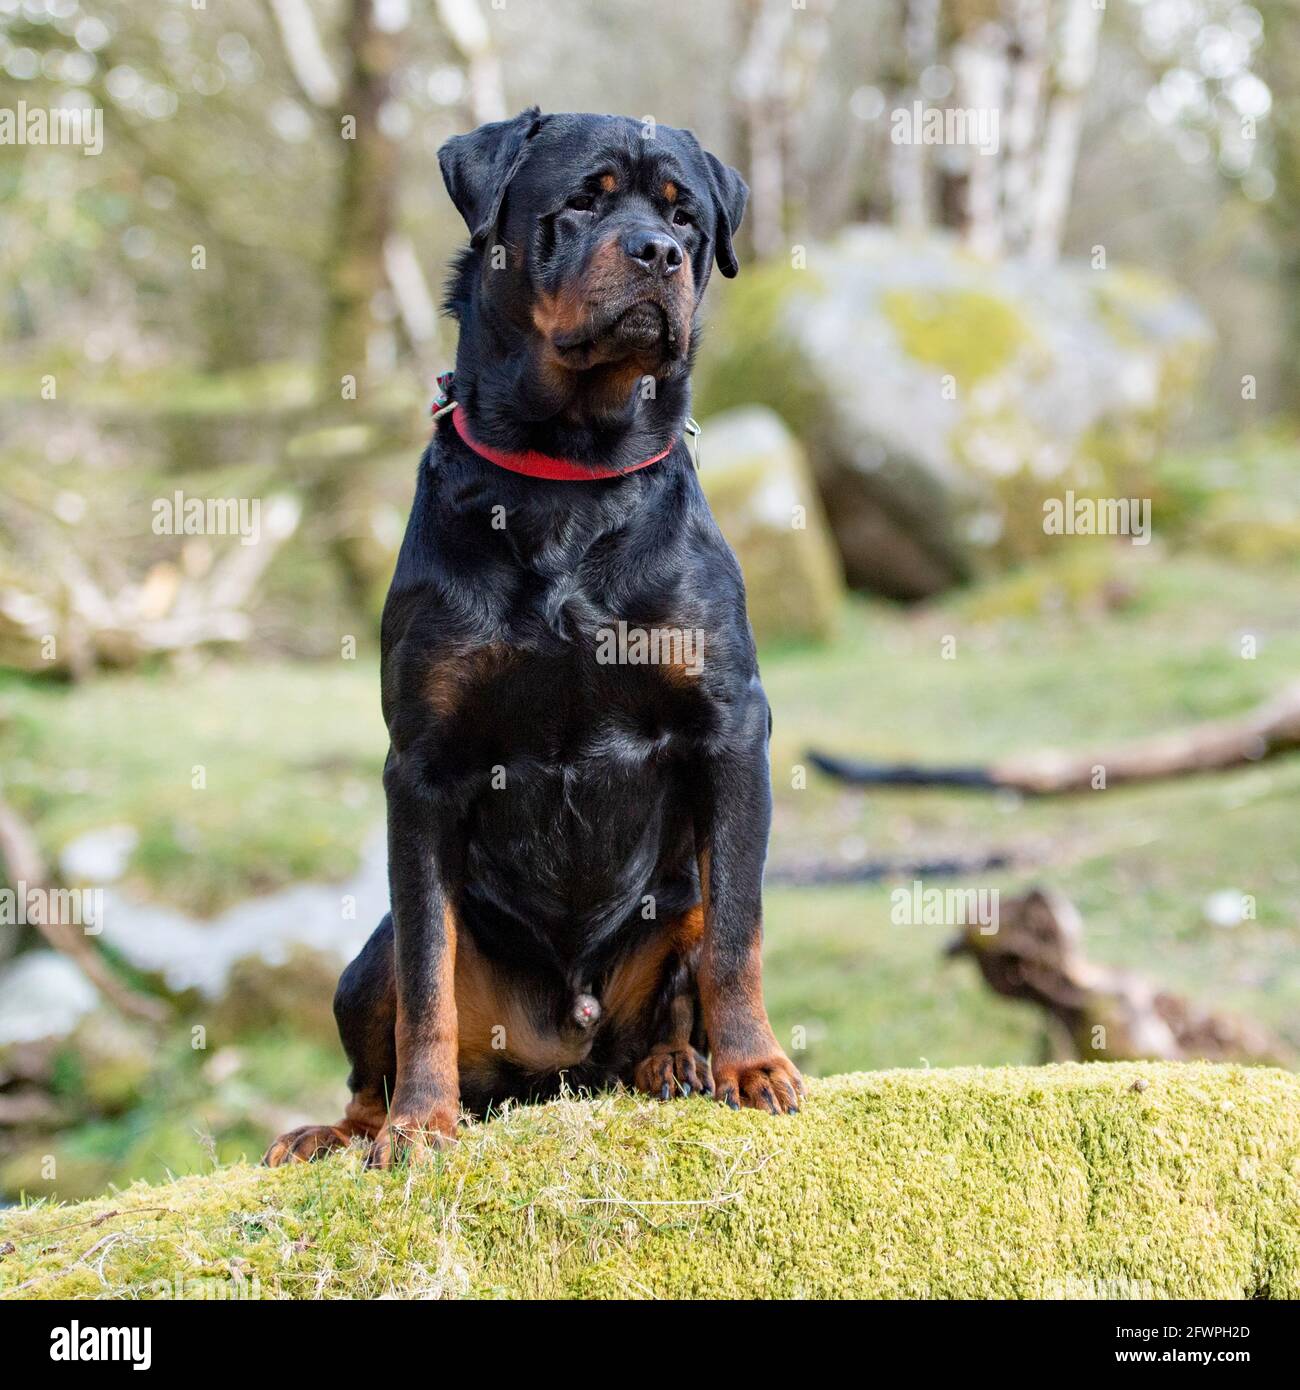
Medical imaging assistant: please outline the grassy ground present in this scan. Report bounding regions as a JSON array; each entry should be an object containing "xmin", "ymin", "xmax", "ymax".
[
  {"xmin": 3, "ymin": 1064, "xmax": 1297, "ymax": 1300},
  {"xmin": 765, "ymin": 545, "xmax": 1300, "ymax": 1070},
  {"xmin": 1, "ymin": 544, "xmax": 1297, "ymax": 1198},
  {"xmin": 0, "ymin": 662, "xmax": 386, "ymax": 915}
]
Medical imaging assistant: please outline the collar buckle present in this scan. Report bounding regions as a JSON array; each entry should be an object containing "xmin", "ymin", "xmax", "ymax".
[{"xmin": 684, "ymin": 416, "xmax": 702, "ymax": 470}]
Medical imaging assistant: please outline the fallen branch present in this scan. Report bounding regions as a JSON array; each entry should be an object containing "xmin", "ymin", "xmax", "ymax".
[
  {"xmin": 768, "ymin": 849, "xmax": 1015, "ymax": 886},
  {"xmin": 0, "ymin": 794, "xmax": 167, "ymax": 1025},
  {"xmin": 948, "ymin": 887, "xmax": 1294, "ymax": 1066},
  {"xmin": 0, "ymin": 495, "xmax": 300, "ymax": 676},
  {"xmin": 810, "ymin": 680, "xmax": 1300, "ymax": 796}
]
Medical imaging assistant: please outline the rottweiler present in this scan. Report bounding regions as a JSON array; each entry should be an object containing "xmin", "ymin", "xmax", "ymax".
[{"xmin": 265, "ymin": 109, "xmax": 803, "ymax": 1170}]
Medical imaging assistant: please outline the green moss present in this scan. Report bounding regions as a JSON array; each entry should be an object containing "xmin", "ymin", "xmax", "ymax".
[
  {"xmin": 697, "ymin": 415, "xmax": 844, "ymax": 645},
  {"xmin": 1159, "ymin": 431, "xmax": 1300, "ymax": 563},
  {"xmin": 1, "ymin": 1030, "xmax": 347, "ymax": 1204},
  {"xmin": 881, "ymin": 287, "xmax": 1030, "ymax": 385},
  {"xmin": 945, "ymin": 547, "xmax": 1125, "ymax": 622},
  {"xmin": 2, "ymin": 1065, "xmax": 1296, "ymax": 1300},
  {"xmin": 1092, "ymin": 266, "xmax": 1181, "ymax": 348},
  {"xmin": 694, "ymin": 263, "xmax": 828, "ymax": 435}
]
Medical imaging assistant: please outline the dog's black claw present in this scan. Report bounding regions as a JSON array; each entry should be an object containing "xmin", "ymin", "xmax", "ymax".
[
  {"xmin": 682, "ymin": 1084, "xmax": 692, "ymax": 1097},
  {"xmin": 660, "ymin": 1083, "xmax": 671, "ymax": 1102}
]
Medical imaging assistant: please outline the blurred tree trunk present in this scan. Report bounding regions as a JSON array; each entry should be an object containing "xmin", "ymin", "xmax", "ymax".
[
  {"xmin": 780, "ymin": 0, "xmax": 836, "ymax": 239},
  {"xmin": 733, "ymin": 0, "xmax": 837, "ymax": 260},
  {"xmin": 1028, "ymin": 0, "xmax": 1103, "ymax": 261},
  {"xmin": 1001, "ymin": 0, "xmax": 1049, "ymax": 251},
  {"xmin": 266, "ymin": 0, "xmax": 342, "ymax": 107},
  {"xmin": 436, "ymin": 0, "xmax": 508, "ymax": 123},
  {"xmin": 885, "ymin": 1, "xmax": 1103, "ymax": 263},
  {"xmin": 735, "ymin": 0, "xmax": 795, "ymax": 260},
  {"xmin": 262, "ymin": 0, "xmax": 507, "ymax": 617},
  {"xmin": 891, "ymin": 0, "xmax": 941, "ymax": 234},
  {"xmin": 321, "ymin": 0, "xmax": 404, "ymax": 401},
  {"xmin": 952, "ymin": 20, "xmax": 1009, "ymax": 256},
  {"xmin": 1257, "ymin": 0, "xmax": 1300, "ymax": 415}
]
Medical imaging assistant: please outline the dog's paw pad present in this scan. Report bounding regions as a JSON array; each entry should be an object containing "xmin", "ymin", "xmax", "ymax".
[
  {"xmin": 712, "ymin": 1055, "xmax": 804, "ymax": 1115},
  {"xmin": 262, "ymin": 1124, "xmax": 352, "ymax": 1167},
  {"xmin": 633, "ymin": 1047, "xmax": 713, "ymax": 1100}
]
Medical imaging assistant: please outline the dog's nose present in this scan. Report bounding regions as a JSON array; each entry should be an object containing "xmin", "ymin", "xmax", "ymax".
[{"xmin": 623, "ymin": 230, "xmax": 683, "ymax": 276}]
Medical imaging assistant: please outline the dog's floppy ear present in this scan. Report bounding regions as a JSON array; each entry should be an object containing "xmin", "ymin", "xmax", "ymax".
[
  {"xmin": 702, "ymin": 150, "xmax": 748, "ymax": 278},
  {"xmin": 438, "ymin": 107, "xmax": 546, "ymax": 248}
]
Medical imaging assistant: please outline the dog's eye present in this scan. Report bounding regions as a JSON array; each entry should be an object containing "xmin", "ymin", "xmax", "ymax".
[
  {"xmin": 671, "ymin": 207, "xmax": 693, "ymax": 227},
  {"xmin": 566, "ymin": 194, "xmax": 596, "ymax": 213}
]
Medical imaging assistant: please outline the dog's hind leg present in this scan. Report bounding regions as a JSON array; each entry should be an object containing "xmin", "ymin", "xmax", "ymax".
[
  {"xmin": 631, "ymin": 964, "xmax": 712, "ymax": 1100},
  {"xmin": 604, "ymin": 905, "xmax": 713, "ymax": 1101},
  {"xmin": 263, "ymin": 914, "xmax": 397, "ymax": 1166}
]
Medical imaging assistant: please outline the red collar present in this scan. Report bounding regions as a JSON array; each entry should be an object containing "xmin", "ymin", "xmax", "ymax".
[{"xmin": 448, "ymin": 404, "xmax": 675, "ymax": 481}]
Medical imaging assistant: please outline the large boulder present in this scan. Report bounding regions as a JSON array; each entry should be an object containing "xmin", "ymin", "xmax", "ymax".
[
  {"xmin": 697, "ymin": 406, "xmax": 843, "ymax": 644},
  {"xmin": 696, "ymin": 228, "xmax": 1213, "ymax": 599}
]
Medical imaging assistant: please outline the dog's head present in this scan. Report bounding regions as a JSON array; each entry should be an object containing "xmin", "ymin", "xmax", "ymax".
[{"xmin": 439, "ymin": 110, "xmax": 747, "ymax": 383}]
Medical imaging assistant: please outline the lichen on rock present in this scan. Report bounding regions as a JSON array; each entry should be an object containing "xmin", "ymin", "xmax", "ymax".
[
  {"xmin": 695, "ymin": 229, "xmax": 1213, "ymax": 599},
  {"xmin": 696, "ymin": 406, "xmax": 843, "ymax": 644}
]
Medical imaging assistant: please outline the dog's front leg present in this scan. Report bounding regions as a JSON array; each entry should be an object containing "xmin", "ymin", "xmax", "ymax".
[
  {"xmin": 695, "ymin": 692, "xmax": 804, "ymax": 1115},
  {"xmin": 367, "ymin": 760, "xmax": 460, "ymax": 1168}
]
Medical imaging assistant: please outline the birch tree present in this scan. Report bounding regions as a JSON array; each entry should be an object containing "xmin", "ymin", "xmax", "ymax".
[
  {"xmin": 1028, "ymin": 0, "xmax": 1104, "ymax": 261},
  {"xmin": 891, "ymin": 0, "xmax": 942, "ymax": 234}
]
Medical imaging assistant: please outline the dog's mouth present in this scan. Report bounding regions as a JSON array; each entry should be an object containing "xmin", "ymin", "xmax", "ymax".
[
  {"xmin": 610, "ymin": 300, "xmax": 668, "ymax": 349},
  {"xmin": 551, "ymin": 296, "xmax": 683, "ymax": 367}
]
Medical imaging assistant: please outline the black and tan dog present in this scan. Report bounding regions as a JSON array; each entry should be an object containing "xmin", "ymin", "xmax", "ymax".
[{"xmin": 265, "ymin": 109, "xmax": 803, "ymax": 1169}]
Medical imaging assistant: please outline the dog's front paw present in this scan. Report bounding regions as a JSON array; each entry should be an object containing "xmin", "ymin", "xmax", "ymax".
[
  {"xmin": 262, "ymin": 1123, "xmax": 353, "ymax": 1167},
  {"xmin": 633, "ymin": 1046, "xmax": 713, "ymax": 1101},
  {"xmin": 365, "ymin": 1107, "xmax": 458, "ymax": 1170},
  {"xmin": 712, "ymin": 1052, "xmax": 804, "ymax": 1115}
]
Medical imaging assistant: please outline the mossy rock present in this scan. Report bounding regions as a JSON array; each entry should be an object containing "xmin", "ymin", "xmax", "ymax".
[
  {"xmin": 698, "ymin": 407, "xmax": 843, "ymax": 644},
  {"xmin": 211, "ymin": 947, "xmax": 343, "ymax": 1044},
  {"xmin": 4, "ymin": 1064, "xmax": 1297, "ymax": 1299},
  {"xmin": 65, "ymin": 1014, "xmax": 156, "ymax": 1116},
  {"xmin": 696, "ymin": 228, "xmax": 1213, "ymax": 599}
]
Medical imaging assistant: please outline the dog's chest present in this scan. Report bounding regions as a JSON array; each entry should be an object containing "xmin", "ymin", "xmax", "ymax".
[{"xmin": 422, "ymin": 614, "xmax": 716, "ymax": 766}]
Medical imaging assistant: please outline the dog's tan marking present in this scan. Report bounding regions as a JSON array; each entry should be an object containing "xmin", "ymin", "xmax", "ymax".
[
  {"xmin": 425, "ymin": 643, "xmax": 515, "ymax": 721},
  {"xmin": 455, "ymin": 931, "xmax": 595, "ymax": 1079}
]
